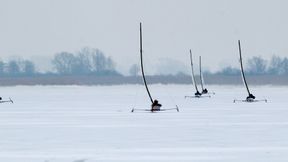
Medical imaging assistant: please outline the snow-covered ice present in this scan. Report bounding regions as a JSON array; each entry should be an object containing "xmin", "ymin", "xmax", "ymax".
[{"xmin": 0, "ymin": 84, "xmax": 288, "ymax": 162}]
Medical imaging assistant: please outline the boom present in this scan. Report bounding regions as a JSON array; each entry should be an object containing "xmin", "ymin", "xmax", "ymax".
[{"xmin": 140, "ymin": 23, "xmax": 153, "ymax": 103}]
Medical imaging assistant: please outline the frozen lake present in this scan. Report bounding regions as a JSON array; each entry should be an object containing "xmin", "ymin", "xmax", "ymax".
[{"xmin": 0, "ymin": 84, "xmax": 288, "ymax": 162}]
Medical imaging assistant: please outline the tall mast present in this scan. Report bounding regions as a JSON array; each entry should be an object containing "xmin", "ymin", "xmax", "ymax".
[
  {"xmin": 140, "ymin": 23, "xmax": 153, "ymax": 103},
  {"xmin": 199, "ymin": 56, "xmax": 204, "ymax": 91},
  {"xmin": 238, "ymin": 40, "xmax": 251, "ymax": 95},
  {"xmin": 189, "ymin": 50, "xmax": 199, "ymax": 92}
]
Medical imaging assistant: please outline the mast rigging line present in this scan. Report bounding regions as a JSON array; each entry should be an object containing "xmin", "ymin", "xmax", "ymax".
[
  {"xmin": 238, "ymin": 40, "xmax": 251, "ymax": 96},
  {"xmin": 140, "ymin": 23, "xmax": 153, "ymax": 103}
]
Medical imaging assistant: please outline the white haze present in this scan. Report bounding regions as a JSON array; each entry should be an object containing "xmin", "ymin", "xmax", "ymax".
[{"xmin": 0, "ymin": 0, "xmax": 287, "ymax": 74}]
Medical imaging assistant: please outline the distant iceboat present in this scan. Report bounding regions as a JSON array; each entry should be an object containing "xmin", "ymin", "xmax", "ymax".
[
  {"xmin": 131, "ymin": 23, "xmax": 179, "ymax": 112},
  {"xmin": 233, "ymin": 40, "xmax": 267, "ymax": 103}
]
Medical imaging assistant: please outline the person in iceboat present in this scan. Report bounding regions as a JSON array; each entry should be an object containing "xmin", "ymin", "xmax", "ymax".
[
  {"xmin": 246, "ymin": 93, "xmax": 255, "ymax": 101},
  {"xmin": 195, "ymin": 91, "xmax": 201, "ymax": 97},
  {"xmin": 202, "ymin": 88, "xmax": 208, "ymax": 94},
  {"xmin": 0, "ymin": 97, "xmax": 2, "ymax": 101},
  {"xmin": 151, "ymin": 100, "xmax": 162, "ymax": 111}
]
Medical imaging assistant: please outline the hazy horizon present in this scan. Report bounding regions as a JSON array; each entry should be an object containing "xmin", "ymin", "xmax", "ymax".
[{"xmin": 0, "ymin": 0, "xmax": 287, "ymax": 74}]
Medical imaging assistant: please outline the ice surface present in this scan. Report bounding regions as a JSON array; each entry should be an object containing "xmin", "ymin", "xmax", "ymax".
[{"xmin": 0, "ymin": 84, "xmax": 288, "ymax": 162}]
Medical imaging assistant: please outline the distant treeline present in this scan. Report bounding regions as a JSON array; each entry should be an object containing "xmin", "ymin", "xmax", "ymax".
[
  {"xmin": 0, "ymin": 59, "xmax": 36, "ymax": 76},
  {"xmin": 0, "ymin": 47, "xmax": 121, "ymax": 77},
  {"xmin": 52, "ymin": 47, "xmax": 120, "ymax": 76},
  {"xmin": 0, "ymin": 47, "xmax": 288, "ymax": 77},
  {"xmin": 0, "ymin": 75, "xmax": 288, "ymax": 86},
  {"xmin": 217, "ymin": 56, "xmax": 288, "ymax": 75}
]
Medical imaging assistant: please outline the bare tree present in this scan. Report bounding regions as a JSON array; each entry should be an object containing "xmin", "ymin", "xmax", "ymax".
[
  {"xmin": 247, "ymin": 56, "xmax": 267, "ymax": 75},
  {"xmin": 52, "ymin": 48, "xmax": 118, "ymax": 75},
  {"xmin": 0, "ymin": 60, "xmax": 5, "ymax": 74},
  {"xmin": 129, "ymin": 64, "xmax": 140, "ymax": 76},
  {"xmin": 92, "ymin": 50, "xmax": 106, "ymax": 73},
  {"xmin": 22, "ymin": 60, "xmax": 36, "ymax": 75},
  {"xmin": 52, "ymin": 52, "xmax": 76, "ymax": 74},
  {"xmin": 105, "ymin": 56, "xmax": 115, "ymax": 71},
  {"xmin": 76, "ymin": 47, "xmax": 93, "ymax": 74},
  {"xmin": 282, "ymin": 57, "xmax": 288, "ymax": 74},
  {"xmin": 90, "ymin": 49, "xmax": 116, "ymax": 73},
  {"xmin": 268, "ymin": 55, "xmax": 283, "ymax": 75},
  {"xmin": 7, "ymin": 60, "xmax": 20, "ymax": 75}
]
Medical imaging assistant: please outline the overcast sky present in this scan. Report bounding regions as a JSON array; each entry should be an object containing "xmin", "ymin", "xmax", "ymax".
[{"xmin": 0, "ymin": 0, "xmax": 287, "ymax": 74}]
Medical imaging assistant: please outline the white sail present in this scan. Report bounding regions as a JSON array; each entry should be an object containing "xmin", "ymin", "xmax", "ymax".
[
  {"xmin": 140, "ymin": 23, "xmax": 153, "ymax": 103},
  {"xmin": 238, "ymin": 40, "xmax": 251, "ymax": 96},
  {"xmin": 189, "ymin": 50, "xmax": 199, "ymax": 93}
]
